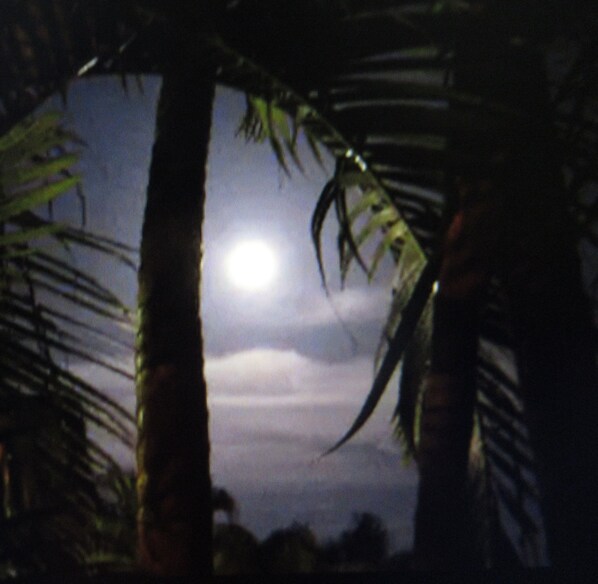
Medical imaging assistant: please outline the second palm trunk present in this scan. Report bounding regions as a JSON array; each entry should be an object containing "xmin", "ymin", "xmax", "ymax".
[{"xmin": 135, "ymin": 70, "xmax": 215, "ymax": 577}]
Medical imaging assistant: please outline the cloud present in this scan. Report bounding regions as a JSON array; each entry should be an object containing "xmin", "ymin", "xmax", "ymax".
[
  {"xmin": 205, "ymin": 347, "xmax": 377, "ymax": 405},
  {"xmin": 70, "ymin": 346, "xmax": 410, "ymax": 509},
  {"xmin": 205, "ymin": 347, "xmax": 408, "ymax": 490},
  {"xmin": 287, "ymin": 286, "xmax": 392, "ymax": 328},
  {"xmin": 204, "ymin": 284, "xmax": 391, "ymax": 332},
  {"xmin": 204, "ymin": 347, "xmax": 403, "ymax": 451}
]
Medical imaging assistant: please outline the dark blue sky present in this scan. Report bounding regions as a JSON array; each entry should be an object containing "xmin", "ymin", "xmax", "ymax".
[{"xmin": 48, "ymin": 76, "xmax": 418, "ymax": 552}]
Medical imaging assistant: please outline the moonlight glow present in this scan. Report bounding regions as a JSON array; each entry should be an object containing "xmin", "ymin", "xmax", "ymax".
[{"xmin": 226, "ymin": 240, "xmax": 277, "ymax": 291}]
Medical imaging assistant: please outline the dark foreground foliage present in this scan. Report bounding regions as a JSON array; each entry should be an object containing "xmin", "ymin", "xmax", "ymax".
[{"xmin": 213, "ymin": 511, "xmax": 409, "ymax": 575}]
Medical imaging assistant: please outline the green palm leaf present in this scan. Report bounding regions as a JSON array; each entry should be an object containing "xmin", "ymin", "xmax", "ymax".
[
  {"xmin": 1, "ymin": 0, "xmax": 597, "ymax": 569},
  {"xmin": 213, "ymin": 0, "xmax": 598, "ymax": 564},
  {"xmin": 0, "ymin": 111, "xmax": 135, "ymax": 574}
]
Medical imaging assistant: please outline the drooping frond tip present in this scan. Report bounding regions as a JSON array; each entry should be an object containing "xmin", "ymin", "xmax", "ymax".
[{"xmin": 322, "ymin": 256, "xmax": 439, "ymax": 456}]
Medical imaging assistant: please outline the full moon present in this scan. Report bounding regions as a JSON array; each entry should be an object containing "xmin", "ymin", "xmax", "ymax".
[{"xmin": 226, "ymin": 240, "xmax": 278, "ymax": 291}]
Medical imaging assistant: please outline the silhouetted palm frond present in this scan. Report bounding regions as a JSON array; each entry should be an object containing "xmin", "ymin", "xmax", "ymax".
[
  {"xmin": 0, "ymin": 0, "xmax": 163, "ymax": 136},
  {"xmin": 2, "ymin": 0, "xmax": 597, "ymax": 569},
  {"xmin": 0, "ymin": 112, "xmax": 135, "ymax": 575},
  {"xmin": 215, "ymin": 0, "xmax": 598, "ymax": 565}
]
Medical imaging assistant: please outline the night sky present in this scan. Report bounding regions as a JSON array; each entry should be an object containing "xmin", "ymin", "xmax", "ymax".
[{"xmin": 47, "ymin": 76, "xmax": 418, "ymax": 552}]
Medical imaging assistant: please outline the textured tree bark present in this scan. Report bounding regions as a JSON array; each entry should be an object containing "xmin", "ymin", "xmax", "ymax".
[
  {"xmin": 135, "ymin": 69, "xmax": 214, "ymax": 577},
  {"xmin": 412, "ymin": 210, "xmax": 486, "ymax": 570}
]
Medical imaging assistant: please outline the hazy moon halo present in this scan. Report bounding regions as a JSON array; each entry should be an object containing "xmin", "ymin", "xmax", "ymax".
[{"xmin": 226, "ymin": 240, "xmax": 277, "ymax": 291}]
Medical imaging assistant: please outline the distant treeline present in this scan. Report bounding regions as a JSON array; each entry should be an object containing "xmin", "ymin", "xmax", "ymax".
[
  {"xmin": 214, "ymin": 509, "xmax": 412, "ymax": 574},
  {"xmin": 91, "ymin": 476, "xmax": 412, "ymax": 575}
]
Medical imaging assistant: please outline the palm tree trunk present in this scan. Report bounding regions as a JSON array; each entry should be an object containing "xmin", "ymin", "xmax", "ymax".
[
  {"xmin": 452, "ymin": 23, "xmax": 598, "ymax": 568},
  {"xmin": 506, "ymin": 215, "xmax": 598, "ymax": 569},
  {"xmin": 415, "ymin": 18, "xmax": 598, "ymax": 568},
  {"xmin": 135, "ymin": 69, "xmax": 214, "ymax": 577},
  {"xmin": 413, "ymin": 295, "xmax": 481, "ymax": 570},
  {"xmin": 501, "ymin": 139, "xmax": 598, "ymax": 569}
]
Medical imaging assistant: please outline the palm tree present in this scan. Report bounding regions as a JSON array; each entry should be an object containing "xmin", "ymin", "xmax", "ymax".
[
  {"xmin": 135, "ymin": 72, "xmax": 214, "ymax": 577},
  {"xmin": 0, "ymin": 2, "xmax": 215, "ymax": 576},
  {"xmin": 2, "ymin": 0, "xmax": 598, "ymax": 572},
  {"xmin": 443, "ymin": 15, "xmax": 598, "ymax": 568},
  {"xmin": 0, "ymin": 2, "xmax": 220, "ymax": 575},
  {"xmin": 0, "ymin": 111, "xmax": 136, "ymax": 575},
  {"xmin": 214, "ymin": 0, "xmax": 598, "ymax": 568},
  {"xmin": 134, "ymin": 23, "xmax": 215, "ymax": 580}
]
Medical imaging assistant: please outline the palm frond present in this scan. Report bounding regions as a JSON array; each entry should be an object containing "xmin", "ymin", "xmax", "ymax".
[
  {"xmin": 215, "ymin": 0, "xmax": 446, "ymax": 436},
  {"xmin": 323, "ymin": 256, "xmax": 438, "ymax": 456},
  {"xmin": 2, "ymin": 0, "xmax": 595, "ymax": 569},
  {"xmin": 0, "ymin": 111, "xmax": 135, "ymax": 573},
  {"xmin": 212, "ymin": 0, "xmax": 598, "ymax": 565},
  {"xmin": 0, "ymin": 1, "xmax": 158, "ymax": 135}
]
